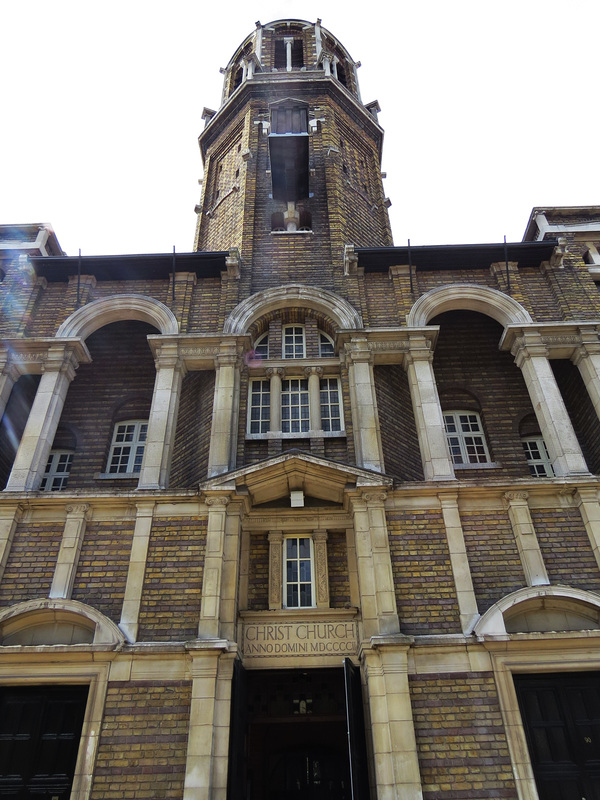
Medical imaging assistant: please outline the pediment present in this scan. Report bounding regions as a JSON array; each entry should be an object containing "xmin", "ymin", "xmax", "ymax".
[{"xmin": 201, "ymin": 452, "xmax": 390, "ymax": 507}]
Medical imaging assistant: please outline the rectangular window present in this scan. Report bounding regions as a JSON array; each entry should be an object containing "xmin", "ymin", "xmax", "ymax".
[
  {"xmin": 249, "ymin": 379, "xmax": 271, "ymax": 434},
  {"xmin": 40, "ymin": 450, "xmax": 73, "ymax": 491},
  {"xmin": 281, "ymin": 378, "xmax": 309, "ymax": 433},
  {"xmin": 522, "ymin": 436, "xmax": 554, "ymax": 477},
  {"xmin": 283, "ymin": 326, "xmax": 306, "ymax": 359},
  {"xmin": 444, "ymin": 411, "xmax": 490, "ymax": 465},
  {"xmin": 320, "ymin": 378, "xmax": 343, "ymax": 432},
  {"xmin": 284, "ymin": 536, "xmax": 314, "ymax": 608},
  {"xmin": 107, "ymin": 420, "xmax": 147, "ymax": 474}
]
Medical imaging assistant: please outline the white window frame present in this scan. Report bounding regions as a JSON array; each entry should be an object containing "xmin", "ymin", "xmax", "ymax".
[
  {"xmin": 283, "ymin": 535, "xmax": 315, "ymax": 609},
  {"xmin": 40, "ymin": 450, "xmax": 73, "ymax": 491},
  {"xmin": 444, "ymin": 410, "xmax": 491, "ymax": 466},
  {"xmin": 522, "ymin": 435, "xmax": 554, "ymax": 477},
  {"xmin": 320, "ymin": 377, "xmax": 343, "ymax": 432},
  {"xmin": 281, "ymin": 377, "xmax": 310, "ymax": 433},
  {"xmin": 283, "ymin": 325, "xmax": 306, "ymax": 359},
  {"xmin": 248, "ymin": 379, "xmax": 271, "ymax": 434},
  {"xmin": 106, "ymin": 420, "xmax": 148, "ymax": 475},
  {"xmin": 319, "ymin": 332, "xmax": 335, "ymax": 357},
  {"xmin": 254, "ymin": 332, "xmax": 269, "ymax": 359}
]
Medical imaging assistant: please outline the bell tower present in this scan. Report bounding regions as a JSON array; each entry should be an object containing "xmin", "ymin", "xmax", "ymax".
[{"xmin": 194, "ymin": 19, "xmax": 393, "ymax": 293}]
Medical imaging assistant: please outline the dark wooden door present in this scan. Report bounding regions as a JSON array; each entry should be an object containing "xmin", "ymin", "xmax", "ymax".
[
  {"xmin": 0, "ymin": 685, "xmax": 89, "ymax": 799},
  {"xmin": 514, "ymin": 672, "xmax": 600, "ymax": 800}
]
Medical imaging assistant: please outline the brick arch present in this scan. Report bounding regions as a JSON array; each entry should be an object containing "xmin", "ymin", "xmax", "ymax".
[
  {"xmin": 407, "ymin": 284, "xmax": 531, "ymax": 328},
  {"xmin": 224, "ymin": 284, "xmax": 362, "ymax": 334},
  {"xmin": 474, "ymin": 586, "xmax": 600, "ymax": 637},
  {"xmin": 56, "ymin": 295, "xmax": 178, "ymax": 340}
]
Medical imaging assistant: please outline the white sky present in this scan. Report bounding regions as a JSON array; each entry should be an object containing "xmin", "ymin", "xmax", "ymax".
[{"xmin": 1, "ymin": 0, "xmax": 598, "ymax": 256}]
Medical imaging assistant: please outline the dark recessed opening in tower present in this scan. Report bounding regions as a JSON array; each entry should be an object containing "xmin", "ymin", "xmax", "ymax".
[
  {"xmin": 269, "ymin": 136, "xmax": 309, "ymax": 202},
  {"xmin": 274, "ymin": 38, "xmax": 304, "ymax": 70},
  {"xmin": 232, "ymin": 66, "xmax": 243, "ymax": 92},
  {"xmin": 271, "ymin": 212, "xmax": 285, "ymax": 232},
  {"xmin": 269, "ymin": 103, "xmax": 309, "ymax": 203},
  {"xmin": 336, "ymin": 61, "xmax": 347, "ymax": 87}
]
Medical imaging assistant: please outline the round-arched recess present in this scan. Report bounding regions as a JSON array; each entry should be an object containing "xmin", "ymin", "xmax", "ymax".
[
  {"xmin": 473, "ymin": 586, "xmax": 600, "ymax": 638},
  {"xmin": 56, "ymin": 295, "xmax": 179, "ymax": 340},
  {"xmin": 0, "ymin": 598, "xmax": 125, "ymax": 646},
  {"xmin": 407, "ymin": 284, "xmax": 532, "ymax": 329},
  {"xmin": 224, "ymin": 284, "xmax": 363, "ymax": 334}
]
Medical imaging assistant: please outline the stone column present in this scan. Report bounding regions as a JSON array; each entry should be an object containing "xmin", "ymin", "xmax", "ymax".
[
  {"xmin": 137, "ymin": 342, "xmax": 186, "ymax": 489},
  {"xmin": 438, "ymin": 493, "xmax": 479, "ymax": 633},
  {"xmin": 512, "ymin": 333, "xmax": 589, "ymax": 476},
  {"xmin": 0, "ymin": 504, "xmax": 23, "ymax": 583},
  {"xmin": 350, "ymin": 490, "xmax": 399, "ymax": 638},
  {"xmin": 268, "ymin": 531, "xmax": 283, "ymax": 610},
  {"xmin": 504, "ymin": 492, "xmax": 549, "ymax": 586},
  {"xmin": 183, "ymin": 646, "xmax": 234, "ymax": 800},
  {"xmin": 364, "ymin": 643, "xmax": 423, "ymax": 800},
  {"xmin": 404, "ymin": 334, "xmax": 455, "ymax": 481},
  {"xmin": 267, "ymin": 366, "xmax": 284, "ymax": 434},
  {"xmin": 50, "ymin": 504, "xmax": 91, "ymax": 599},
  {"xmin": 346, "ymin": 338, "xmax": 385, "ymax": 472},
  {"xmin": 119, "ymin": 501, "xmax": 155, "ymax": 643},
  {"xmin": 312, "ymin": 530, "xmax": 329, "ymax": 608},
  {"xmin": 575, "ymin": 487, "xmax": 600, "ymax": 571},
  {"xmin": 572, "ymin": 330, "xmax": 600, "ymax": 424},
  {"xmin": 199, "ymin": 495, "xmax": 230, "ymax": 639},
  {"xmin": 284, "ymin": 36, "xmax": 294, "ymax": 71},
  {"xmin": 207, "ymin": 347, "xmax": 241, "ymax": 477},
  {"xmin": 305, "ymin": 366, "xmax": 323, "ymax": 432},
  {"xmin": 5, "ymin": 345, "xmax": 81, "ymax": 492},
  {"xmin": 219, "ymin": 497, "xmax": 246, "ymax": 643}
]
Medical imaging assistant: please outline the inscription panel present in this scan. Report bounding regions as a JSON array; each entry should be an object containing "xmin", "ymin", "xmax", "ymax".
[{"xmin": 240, "ymin": 613, "xmax": 358, "ymax": 664}]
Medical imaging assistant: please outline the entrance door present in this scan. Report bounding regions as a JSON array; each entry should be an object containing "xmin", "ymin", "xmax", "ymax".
[
  {"xmin": 514, "ymin": 672, "xmax": 600, "ymax": 800},
  {"xmin": 0, "ymin": 685, "xmax": 89, "ymax": 799},
  {"xmin": 228, "ymin": 667, "xmax": 368, "ymax": 800}
]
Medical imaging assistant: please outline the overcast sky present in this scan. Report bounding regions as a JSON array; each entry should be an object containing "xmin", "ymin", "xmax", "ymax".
[{"xmin": 1, "ymin": 1, "xmax": 598, "ymax": 256}]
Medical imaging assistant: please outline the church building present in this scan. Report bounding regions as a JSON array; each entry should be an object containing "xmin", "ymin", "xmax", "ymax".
[{"xmin": 2, "ymin": 18, "xmax": 600, "ymax": 800}]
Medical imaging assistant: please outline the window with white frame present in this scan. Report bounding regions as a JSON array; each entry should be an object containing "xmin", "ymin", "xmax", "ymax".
[
  {"xmin": 254, "ymin": 333, "xmax": 269, "ymax": 359},
  {"xmin": 283, "ymin": 326, "xmax": 306, "ymax": 359},
  {"xmin": 249, "ymin": 379, "xmax": 270, "ymax": 434},
  {"xmin": 522, "ymin": 436, "xmax": 554, "ymax": 477},
  {"xmin": 246, "ymin": 321, "xmax": 344, "ymax": 438},
  {"xmin": 40, "ymin": 450, "xmax": 73, "ymax": 491},
  {"xmin": 444, "ymin": 411, "xmax": 491, "ymax": 465},
  {"xmin": 106, "ymin": 420, "xmax": 147, "ymax": 474},
  {"xmin": 320, "ymin": 378, "xmax": 342, "ymax": 432},
  {"xmin": 319, "ymin": 332, "xmax": 335, "ymax": 357},
  {"xmin": 281, "ymin": 378, "xmax": 310, "ymax": 433},
  {"xmin": 284, "ymin": 536, "xmax": 315, "ymax": 608}
]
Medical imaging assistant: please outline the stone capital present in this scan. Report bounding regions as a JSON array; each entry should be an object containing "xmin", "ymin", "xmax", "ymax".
[{"xmin": 304, "ymin": 365, "xmax": 323, "ymax": 378}]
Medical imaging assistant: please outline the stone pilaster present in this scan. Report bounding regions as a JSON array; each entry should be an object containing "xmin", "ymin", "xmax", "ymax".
[
  {"xmin": 438, "ymin": 493, "xmax": 478, "ymax": 633},
  {"xmin": 137, "ymin": 341, "xmax": 187, "ymax": 489},
  {"xmin": 268, "ymin": 531, "xmax": 283, "ymax": 610},
  {"xmin": 575, "ymin": 487, "xmax": 600, "ymax": 572},
  {"xmin": 199, "ymin": 494, "xmax": 230, "ymax": 638},
  {"xmin": 404, "ymin": 334, "xmax": 455, "ymax": 481},
  {"xmin": 364, "ymin": 643, "xmax": 423, "ymax": 800},
  {"xmin": 50, "ymin": 504, "xmax": 91, "ymax": 600},
  {"xmin": 0, "ymin": 357, "xmax": 20, "ymax": 422},
  {"xmin": 0, "ymin": 504, "xmax": 23, "ymax": 583},
  {"xmin": 350, "ymin": 490, "xmax": 399, "ymax": 638},
  {"xmin": 183, "ymin": 646, "xmax": 234, "ymax": 800},
  {"xmin": 504, "ymin": 492, "xmax": 549, "ymax": 586},
  {"xmin": 119, "ymin": 501, "xmax": 155, "ymax": 642},
  {"xmin": 313, "ymin": 530, "xmax": 329, "ymax": 608}
]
